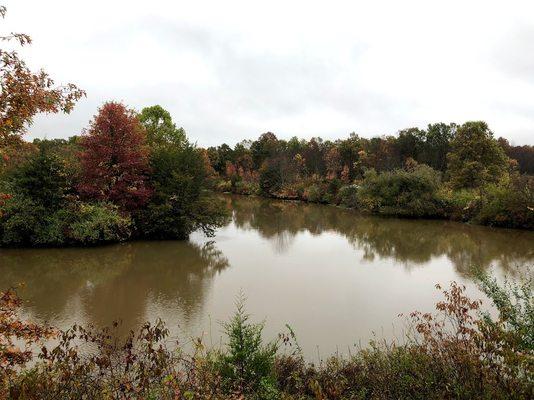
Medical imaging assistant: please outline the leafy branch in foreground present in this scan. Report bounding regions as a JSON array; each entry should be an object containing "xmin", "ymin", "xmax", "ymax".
[{"xmin": 0, "ymin": 6, "xmax": 85, "ymax": 141}]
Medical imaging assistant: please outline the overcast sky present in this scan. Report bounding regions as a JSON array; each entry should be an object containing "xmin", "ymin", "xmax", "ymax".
[{"xmin": 3, "ymin": 0, "xmax": 534, "ymax": 146}]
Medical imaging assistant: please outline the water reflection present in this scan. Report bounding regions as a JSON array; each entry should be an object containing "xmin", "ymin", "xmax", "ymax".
[
  {"xmin": 0, "ymin": 241, "xmax": 228, "ymax": 334},
  {"xmin": 0, "ymin": 194, "xmax": 532, "ymax": 358},
  {"xmin": 226, "ymin": 195, "xmax": 533, "ymax": 276}
]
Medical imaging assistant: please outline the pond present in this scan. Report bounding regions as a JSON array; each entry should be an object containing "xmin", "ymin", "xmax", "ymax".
[{"xmin": 1, "ymin": 194, "xmax": 533, "ymax": 359}]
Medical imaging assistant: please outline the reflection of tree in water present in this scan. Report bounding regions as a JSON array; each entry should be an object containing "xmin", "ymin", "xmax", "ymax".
[
  {"xmin": 226, "ymin": 194, "xmax": 534, "ymax": 276},
  {"xmin": 231, "ymin": 198, "xmax": 299, "ymax": 253},
  {"xmin": 0, "ymin": 241, "xmax": 228, "ymax": 332},
  {"xmin": 84, "ymin": 241, "xmax": 228, "ymax": 331},
  {"xmin": 0, "ymin": 245, "xmax": 132, "ymax": 320},
  {"xmin": 230, "ymin": 196, "xmax": 330, "ymax": 251}
]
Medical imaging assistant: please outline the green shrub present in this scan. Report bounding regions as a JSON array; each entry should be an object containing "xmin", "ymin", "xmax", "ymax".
[
  {"xmin": 474, "ymin": 176, "xmax": 534, "ymax": 229},
  {"xmin": 303, "ymin": 184, "xmax": 323, "ymax": 203},
  {"xmin": 476, "ymin": 271, "xmax": 533, "ymax": 352},
  {"xmin": 0, "ymin": 198, "xmax": 131, "ymax": 246},
  {"xmin": 326, "ymin": 178, "xmax": 342, "ymax": 195},
  {"xmin": 216, "ymin": 180, "xmax": 232, "ymax": 192},
  {"xmin": 67, "ymin": 202, "xmax": 132, "ymax": 244},
  {"xmin": 338, "ymin": 184, "xmax": 359, "ymax": 208},
  {"xmin": 357, "ymin": 164, "xmax": 444, "ymax": 217},
  {"xmin": 0, "ymin": 195, "xmax": 45, "ymax": 246},
  {"xmin": 437, "ymin": 187, "xmax": 480, "ymax": 221},
  {"xmin": 234, "ymin": 180, "xmax": 258, "ymax": 195},
  {"xmin": 214, "ymin": 297, "xmax": 278, "ymax": 395}
]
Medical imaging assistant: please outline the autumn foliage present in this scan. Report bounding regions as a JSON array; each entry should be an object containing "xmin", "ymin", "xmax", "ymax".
[
  {"xmin": 0, "ymin": 288, "xmax": 55, "ymax": 384},
  {"xmin": 0, "ymin": 6, "xmax": 85, "ymax": 143},
  {"xmin": 78, "ymin": 102, "xmax": 152, "ymax": 211}
]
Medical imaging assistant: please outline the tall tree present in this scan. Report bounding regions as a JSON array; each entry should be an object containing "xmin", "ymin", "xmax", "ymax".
[
  {"xmin": 397, "ymin": 127, "xmax": 425, "ymax": 162},
  {"xmin": 137, "ymin": 105, "xmax": 227, "ymax": 239},
  {"xmin": 303, "ymin": 137, "xmax": 326, "ymax": 175},
  {"xmin": 251, "ymin": 132, "xmax": 279, "ymax": 169},
  {"xmin": 447, "ymin": 121, "xmax": 508, "ymax": 189},
  {"xmin": 421, "ymin": 123, "xmax": 456, "ymax": 172},
  {"xmin": 138, "ymin": 105, "xmax": 186, "ymax": 148},
  {"xmin": 78, "ymin": 102, "xmax": 152, "ymax": 211}
]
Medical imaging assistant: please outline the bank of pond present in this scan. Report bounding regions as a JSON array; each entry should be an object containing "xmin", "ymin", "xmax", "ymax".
[{"xmin": 215, "ymin": 163, "xmax": 534, "ymax": 231}]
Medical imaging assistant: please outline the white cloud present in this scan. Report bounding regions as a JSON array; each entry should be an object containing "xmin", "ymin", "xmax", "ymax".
[{"xmin": 3, "ymin": 0, "xmax": 534, "ymax": 145}]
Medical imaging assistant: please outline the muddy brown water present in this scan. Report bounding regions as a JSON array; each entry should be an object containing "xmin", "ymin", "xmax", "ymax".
[{"xmin": 1, "ymin": 194, "xmax": 532, "ymax": 359}]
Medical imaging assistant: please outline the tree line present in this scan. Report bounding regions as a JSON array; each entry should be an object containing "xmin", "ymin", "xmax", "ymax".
[{"xmin": 208, "ymin": 123, "xmax": 534, "ymax": 229}]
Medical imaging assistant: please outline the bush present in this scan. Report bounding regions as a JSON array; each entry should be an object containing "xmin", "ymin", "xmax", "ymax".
[
  {"xmin": 474, "ymin": 176, "xmax": 534, "ymax": 229},
  {"xmin": 66, "ymin": 202, "xmax": 132, "ymax": 244},
  {"xmin": 0, "ymin": 197, "xmax": 131, "ymax": 246},
  {"xmin": 0, "ymin": 195, "xmax": 45, "ymax": 246},
  {"xmin": 438, "ymin": 187, "xmax": 480, "ymax": 222},
  {"xmin": 476, "ymin": 270, "xmax": 533, "ymax": 353},
  {"xmin": 216, "ymin": 179, "xmax": 232, "ymax": 192},
  {"xmin": 357, "ymin": 164, "xmax": 444, "ymax": 217},
  {"xmin": 303, "ymin": 184, "xmax": 323, "ymax": 203},
  {"xmin": 338, "ymin": 184, "xmax": 359, "ymax": 208},
  {"xmin": 214, "ymin": 297, "xmax": 279, "ymax": 396},
  {"xmin": 326, "ymin": 177, "xmax": 342, "ymax": 195},
  {"xmin": 234, "ymin": 180, "xmax": 258, "ymax": 195}
]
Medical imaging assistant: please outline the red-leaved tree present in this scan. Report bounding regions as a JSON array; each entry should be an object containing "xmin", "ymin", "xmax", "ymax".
[{"xmin": 78, "ymin": 102, "xmax": 152, "ymax": 211}]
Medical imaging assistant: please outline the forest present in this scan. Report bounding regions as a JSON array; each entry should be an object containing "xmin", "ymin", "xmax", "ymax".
[{"xmin": 4, "ymin": 111, "xmax": 534, "ymax": 248}]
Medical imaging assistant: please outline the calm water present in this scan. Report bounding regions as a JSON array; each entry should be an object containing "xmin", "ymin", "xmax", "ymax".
[{"xmin": 1, "ymin": 194, "xmax": 533, "ymax": 359}]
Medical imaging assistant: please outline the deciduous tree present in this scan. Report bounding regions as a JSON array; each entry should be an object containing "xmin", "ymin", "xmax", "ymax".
[
  {"xmin": 78, "ymin": 102, "xmax": 152, "ymax": 211},
  {"xmin": 138, "ymin": 105, "xmax": 186, "ymax": 148},
  {"xmin": 136, "ymin": 105, "xmax": 227, "ymax": 239},
  {"xmin": 447, "ymin": 121, "xmax": 508, "ymax": 189}
]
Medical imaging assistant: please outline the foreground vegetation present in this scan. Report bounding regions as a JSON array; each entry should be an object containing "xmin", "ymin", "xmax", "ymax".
[
  {"xmin": 210, "ymin": 124, "xmax": 534, "ymax": 230},
  {"xmin": 1, "ymin": 272, "xmax": 532, "ymax": 399}
]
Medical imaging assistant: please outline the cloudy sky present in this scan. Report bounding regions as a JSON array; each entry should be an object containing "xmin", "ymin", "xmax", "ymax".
[{"xmin": 4, "ymin": 0, "xmax": 534, "ymax": 146}]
